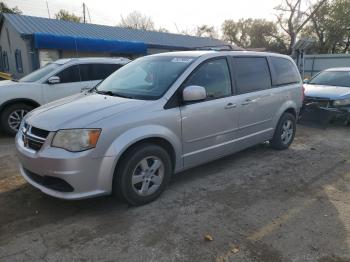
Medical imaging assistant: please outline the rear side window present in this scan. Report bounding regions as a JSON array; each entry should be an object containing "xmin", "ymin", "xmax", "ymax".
[
  {"xmin": 270, "ymin": 57, "xmax": 300, "ymax": 86},
  {"xmin": 233, "ymin": 57, "xmax": 271, "ymax": 94},
  {"xmin": 56, "ymin": 65, "xmax": 80, "ymax": 83},
  {"xmin": 184, "ymin": 58, "xmax": 232, "ymax": 99},
  {"xmin": 79, "ymin": 63, "xmax": 122, "ymax": 81}
]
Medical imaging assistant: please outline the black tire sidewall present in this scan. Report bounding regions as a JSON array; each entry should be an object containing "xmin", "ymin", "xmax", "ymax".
[
  {"xmin": 0, "ymin": 104, "xmax": 33, "ymax": 136},
  {"xmin": 115, "ymin": 144, "xmax": 172, "ymax": 206},
  {"xmin": 271, "ymin": 113, "xmax": 296, "ymax": 150}
]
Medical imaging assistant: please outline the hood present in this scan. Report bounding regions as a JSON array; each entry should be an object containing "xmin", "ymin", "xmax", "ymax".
[
  {"xmin": 304, "ymin": 84, "xmax": 350, "ymax": 100},
  {"xmin": 25, "ymin": 93, "xmax": 148, "ymax": 131}
]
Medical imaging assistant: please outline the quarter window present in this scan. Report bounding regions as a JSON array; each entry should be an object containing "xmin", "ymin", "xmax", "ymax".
[
  {"xmin": 233, "ymin": 57, "xmax": 271, "ymax": 94},
  {"xmin": 56, "ymin": 65, "xmax": 80, "ymax": 83},
  {"xmin": 270, "ymin": 57, "xmax": 300, "ymax": 86},
  {"xmin": 184, "ymin": 58, "xmax": 232, "ymax": 99}
]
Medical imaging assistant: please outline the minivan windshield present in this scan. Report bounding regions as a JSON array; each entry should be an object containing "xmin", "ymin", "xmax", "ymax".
[
  {"xmin": 96, "ymin": 56, "xmax": 196, "ymax": 100},
  {"xmin": 308, "ymin": 71, "xmax": 350, "ymax": 88},
  {"xmin": 19, "ymin": 63, "xmax": 61, "ymax": 83}
]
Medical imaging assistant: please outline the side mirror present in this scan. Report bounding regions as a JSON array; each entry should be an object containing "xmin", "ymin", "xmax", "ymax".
[
  {"xmin": 48, "ymin": 76, "xmax": 60, "ymax": 84},
  {"xmin": 183, "ymin": 85, "xmax": 206, "ymax": 102}
]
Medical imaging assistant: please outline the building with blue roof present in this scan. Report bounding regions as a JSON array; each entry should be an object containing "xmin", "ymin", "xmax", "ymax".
[{"xmin": 0, "ymin": 13, "xmax": 230, "ymax": 78}]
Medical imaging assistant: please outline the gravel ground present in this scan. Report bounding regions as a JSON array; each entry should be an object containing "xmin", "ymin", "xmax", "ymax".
[{"xmin": 0, "ymin": 123, "xmax": 350, "ymax": 262}]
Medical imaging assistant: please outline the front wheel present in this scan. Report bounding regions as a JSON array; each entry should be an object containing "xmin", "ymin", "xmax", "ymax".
[
  {"xmin": 0, "ymin": 103, "xmax": 34, "ymax": 136},
  {"xmin": 114, "ymin": 143, "xmax": 172, "ymax": 206},
  {"xmin": 270, "ymin": 112, "xmax": 296, "ymax": 150}
]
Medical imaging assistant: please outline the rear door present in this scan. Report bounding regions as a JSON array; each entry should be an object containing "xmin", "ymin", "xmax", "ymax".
[
  {"xmin": 231, "ymin": 56, "xmax": 280, "ymax": 145},
  {"xmin": 180, "ymin": 57, "xmax": 239, "ymax": 168}
]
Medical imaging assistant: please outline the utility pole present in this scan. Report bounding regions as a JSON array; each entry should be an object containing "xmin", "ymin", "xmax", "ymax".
[
  {"xmin": 83, "ymin": 3, "xmax": 86, "ymax": 23},
  {"xmin": 46, "ymin": 0, "xmax": 51, "ymax": 18}
]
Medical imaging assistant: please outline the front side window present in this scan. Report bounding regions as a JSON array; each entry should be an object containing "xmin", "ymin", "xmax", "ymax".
[
  {"xmin": 97, "ymin": 56, "xmax": 195, "ymax": 100},
  {"xmin": 55, "ymin": 65, "xmax": 80, "ymax": 83},
  {"xmin": 270, "ymin": 57, "xmax": 300, "ymax": 86},
  {"xmin": 184, "ymin": 58, "xmax": 232, "ymax": 99},
  {"xmin": 233, "ymin": 57, "xmax": 271, "ymax": 94},
  {"xmin": 80, "ymin": 63, "xmax": 122, "ymax": 81},
  {"xmin": 19, "ymin": 63, "xmax": 60, "ymax": 82},
  {"xmin": 309, "ymin": 71, "xmax": 350, "ymax": 88}
]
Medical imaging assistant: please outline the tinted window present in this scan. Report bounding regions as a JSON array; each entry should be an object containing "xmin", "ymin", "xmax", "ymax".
[
  {"xmin": 79, "ymin": 63, "xmax": 122, "ymax": 81},
  {"xmin": 184, "ymin": 58, "xmax": 231, "ymax": 99},
  {"xmin": 56, "ymin": 65, "xmax": 80, "ymax": 83},
  {"xmin": 270, "ymin": 57, "xmax": 300, "ymax": 85},
  {"xmin": 233, "ymin": 57, "xmax": 271, "ymax": 94},
  {"xmin": 309, "ymin": 71, "xmax": 350, "ymax": 87}
]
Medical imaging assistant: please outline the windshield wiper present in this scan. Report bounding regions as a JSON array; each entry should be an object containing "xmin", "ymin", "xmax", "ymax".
[{"xmin": 96, "ymin": 90, "xmax": 134, "ymax": 99}]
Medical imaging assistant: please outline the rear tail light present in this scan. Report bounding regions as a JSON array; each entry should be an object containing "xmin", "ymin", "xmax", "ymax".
[{"xmin": 302, "ymin": 85, "xmax": 305, "ymax": 102}]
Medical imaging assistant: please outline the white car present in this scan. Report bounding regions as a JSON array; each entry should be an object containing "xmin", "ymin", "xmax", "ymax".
[{"xmin": 0, "ymin": 57, "xmax": 130, "ymax": 135}]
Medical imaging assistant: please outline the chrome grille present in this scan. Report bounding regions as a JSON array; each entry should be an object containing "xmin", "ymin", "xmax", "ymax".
[{"xmin": 21, "ymin": 124, "xmax": 49, "ymax": 151}]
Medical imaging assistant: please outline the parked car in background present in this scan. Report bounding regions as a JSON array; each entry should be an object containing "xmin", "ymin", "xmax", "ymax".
[
  {"xmin": 16, "ymin": 51, "xmax": 303, "ymax": 205},
  {"xmin": 0, "ymin": 57, "xmax": 130, "ymax": 135},
  {"xmin": 0, "ymin": 72, "xmax": 12, "ymax": 81},
  {"xmin": 303, "ymin": 68, "xmax": 350, "ymax": 124}
]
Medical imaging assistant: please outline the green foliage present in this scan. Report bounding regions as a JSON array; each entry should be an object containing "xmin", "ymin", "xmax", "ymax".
[
  {"xmin": 303, "ymin": 0, "xmax": 350, "ymax": 53},
  {"xmin": 222, "ymin": 18, "xmax": 288, "ymax": 53},
  {"xmin": 55, "ymin": 10, "xmax": 82, "ymax": 23},
  {"xmin": 0, "ymin": 2, "xmax": 22, "ymax": 14}
]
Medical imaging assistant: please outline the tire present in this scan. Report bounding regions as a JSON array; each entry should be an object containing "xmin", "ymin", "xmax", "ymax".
[
  {"xmin": 270, "ymin": 112, "xmax": 296, "ymax": 150},
  {"xmin": 0, "ymin": 103, "xmax": 34, "ymax": 136},
  {"xmin": 114, "ymin": 143, "xmax": 172, "ymax": 206}
]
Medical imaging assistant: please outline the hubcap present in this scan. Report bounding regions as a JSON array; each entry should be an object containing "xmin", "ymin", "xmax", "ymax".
[
  {"xmin": 281, "ymin": 119, "xmax": 293, "ymax": 144},
  {"xmin": 8, "ymin": 109, "xmax": 29, "ymax": 132},
  {"xmin": 131, "ymin": 156, "xmax": 165, "ymax": 196}
]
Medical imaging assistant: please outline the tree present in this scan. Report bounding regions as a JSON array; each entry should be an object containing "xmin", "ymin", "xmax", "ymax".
[
  {"xmin": 302, "ymin": 0, "xmax": 350, "ymax": 54},
  {"xmin": 274, "ymin": 0, "xmax": 327, "ymax": 54},
  {"xmin": 196, "ymin": 25, "xmax": 218, "ymax": 38},
  {"xmin": 222, "ymin": 18, "xmax": 288, "ymax": 53},
  {"xmin": 119, "ymin": 11, "xmax": 155, "ymax": 30},
  {"xmin": 0, "ymin": 2, "xmax": 22, "ymax": 14},
  {"xmin": 55, "ymin": 10, "xmax": 82, "ymax": 23}
]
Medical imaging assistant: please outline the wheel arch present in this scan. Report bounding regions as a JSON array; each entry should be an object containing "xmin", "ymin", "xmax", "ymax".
[
  {"xmin": 0, "ymin": 98, "xmax": 40, "ymax": 115},
  {"xmin": 273, "ymin": 101, "xmax": 298, "ymax": 128}
]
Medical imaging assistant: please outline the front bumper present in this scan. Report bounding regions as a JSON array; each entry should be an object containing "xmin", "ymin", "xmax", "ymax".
[
  {"xmin": 301, "ymin": 98, "xmax": 350, "ymax": 124},
  {"xmin": 15, "ymin": 131, "xmax": 116, "ymax": 200}
]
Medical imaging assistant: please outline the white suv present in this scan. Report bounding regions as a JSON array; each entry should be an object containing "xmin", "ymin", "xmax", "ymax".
[{"xmin": 0, "ymin": 57, "xmax": 130, "ymax": 135}]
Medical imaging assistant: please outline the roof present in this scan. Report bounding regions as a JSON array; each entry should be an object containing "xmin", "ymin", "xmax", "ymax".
[
  {"xmin": 2, "ymin": 13, "xmax": 228, "ymax": 50},
  {"xmin": 54, "ymin": 57, "xmax": 131, "ymax": 65}
]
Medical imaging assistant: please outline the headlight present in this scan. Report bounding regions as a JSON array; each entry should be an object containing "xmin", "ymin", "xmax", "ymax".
[
  {"xmin": 52, "ymin": 129, "xmax": 101, "ymax": 152},
  {"xmin": 333, "ymin": 98, "xmax": 350, "ymax": 106}
]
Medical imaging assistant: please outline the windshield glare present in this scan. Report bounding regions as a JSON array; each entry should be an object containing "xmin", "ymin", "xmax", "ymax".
[
  {"xmin": 97, "ymin": 56, "xmax": 195, "ymax": 100},
  {"xmin": 309, "ymin": 71, "xmax": 350, "ymax": 88},
  {"xmin": 19, "ymin": 63, "xmax": 61, "ymax": 83}
]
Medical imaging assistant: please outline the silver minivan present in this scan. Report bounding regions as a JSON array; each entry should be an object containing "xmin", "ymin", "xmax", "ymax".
[{"xmin": 16, "ymin": 51, "xmax": 303, "ymax": 205}]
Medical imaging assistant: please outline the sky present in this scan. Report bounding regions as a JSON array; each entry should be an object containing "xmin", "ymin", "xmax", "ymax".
[{"xmin": 7, "ymin": 0, "xmax": 283, "ymax": 34}]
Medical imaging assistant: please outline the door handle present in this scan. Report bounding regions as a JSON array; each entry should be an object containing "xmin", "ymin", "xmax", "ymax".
[
  {"xmin": 225, "ymin": 103, "xmax": 237, "ymax": 109},
  {"xmin": 241, "ymin": 99, "xmax": 253, "ymax": 105}
]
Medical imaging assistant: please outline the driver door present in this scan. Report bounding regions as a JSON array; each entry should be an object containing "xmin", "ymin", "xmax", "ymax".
[
  {"xmin": 180, "ymin": 58, "xmax": 239, "ymax": 168},
  {"xmin": 43, "ymin": 65, "xmax": 91, "ymax": 103}
]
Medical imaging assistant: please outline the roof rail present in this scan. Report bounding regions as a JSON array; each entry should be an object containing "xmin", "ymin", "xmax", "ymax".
[{"xmin": 194, "ymin": 45, "xmax": 244, "ymax": 51}]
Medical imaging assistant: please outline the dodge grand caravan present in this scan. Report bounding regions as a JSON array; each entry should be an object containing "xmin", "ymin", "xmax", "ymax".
[{"xmin": 16, "ymin": 51, "xmax": 303, "ymax": 205}]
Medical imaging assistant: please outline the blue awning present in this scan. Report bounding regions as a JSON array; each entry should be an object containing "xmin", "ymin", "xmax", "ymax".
[{"xmin": 33, "ymin": 33, "xmax": 147, "ymax": 54}]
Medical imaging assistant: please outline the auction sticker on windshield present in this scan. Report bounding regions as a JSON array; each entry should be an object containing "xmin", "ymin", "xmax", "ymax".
[{"xmin": 171, "ymin": 58, "xmax": 193, "ymax": 63}]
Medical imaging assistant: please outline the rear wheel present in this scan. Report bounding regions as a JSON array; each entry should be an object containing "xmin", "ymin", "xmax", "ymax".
[
  {"xmin": 114, "ymin": 143, "xmax": 172, "ymax": 206},
  {"xmin": 270, "ymin": 112, "xmax": 296, "ymax": 150},
  {"xmin": 0, "ymin": 103, "xmax": 34, "ymax": 136}
]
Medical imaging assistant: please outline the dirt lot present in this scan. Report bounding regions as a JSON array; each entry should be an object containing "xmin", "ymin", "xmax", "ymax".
[{"xmin": 0, "ymin": 124, "xmax": 350, "ymax": 262}]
